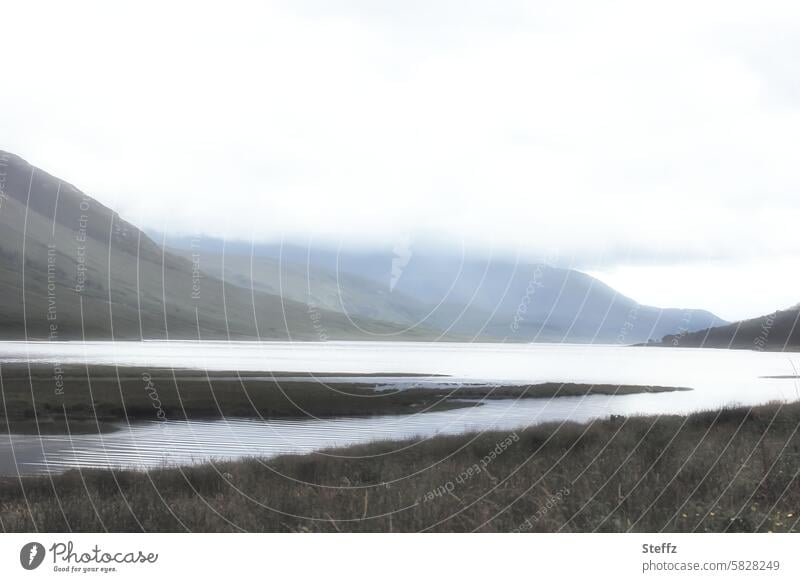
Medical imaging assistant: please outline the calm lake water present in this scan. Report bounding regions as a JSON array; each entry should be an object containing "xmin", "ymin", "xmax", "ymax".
[{"xmin": 1, "ymin": 341, "xmax": 799, "ymax": 475}]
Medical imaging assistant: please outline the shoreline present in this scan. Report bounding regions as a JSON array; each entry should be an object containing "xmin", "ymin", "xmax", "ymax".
[
  {"xmin": 1, "ymin": 399, "xmax": 796, "ymax": 532},
  {"xmin": 0, "ymin": 363, "xmax": 687, "ymax": 434}
]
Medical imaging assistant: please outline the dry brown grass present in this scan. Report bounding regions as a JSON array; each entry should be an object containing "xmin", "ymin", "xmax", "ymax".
[{"xmin": 2, "ymin": 400, "xmax": 799, "ymax": 532}]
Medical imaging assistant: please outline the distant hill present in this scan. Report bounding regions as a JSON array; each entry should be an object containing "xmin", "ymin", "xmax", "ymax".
[
  {"xmin": 1, "ymin": 149, "xmax": 727, "ymax": 344},
  {"xmin": 160, "ymin": 235, "xmax": 727, "ymax": 344},
  {"xmin": 0, "ymin": 150, "xmax": 433, "ymax": 340},
  {"xmin": 652, "ymin": 307, "xmax": 800, "ymax": 351}
]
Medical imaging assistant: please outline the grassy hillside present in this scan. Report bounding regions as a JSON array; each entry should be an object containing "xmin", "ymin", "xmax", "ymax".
[
  {"xmin": 164, "ymin": 235, "xmax": 728, "ymax": 344},
  {"xmin": 653, "ymin": 307, "xmax": 800, "ymax": 351},
  {"xmin": 165, "ymin": 245, "xmax": 445, "ymax": 332}
]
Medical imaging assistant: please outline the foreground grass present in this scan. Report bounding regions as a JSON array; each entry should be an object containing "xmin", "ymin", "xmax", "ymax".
[
  {"xmin": 1, "ymin": 400, "xmax": 798, "ymax": 532},
  {"xmin": 0, "ymin": 364, "xmax": 680, "ymax": 432}
]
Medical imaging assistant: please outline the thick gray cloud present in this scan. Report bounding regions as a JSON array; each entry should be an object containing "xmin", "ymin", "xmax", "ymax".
[{"xmin": 2, "ymin": 0, "xmax": 799, "ymax": 320}]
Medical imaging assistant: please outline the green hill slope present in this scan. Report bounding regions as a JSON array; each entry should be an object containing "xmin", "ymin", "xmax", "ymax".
[
  {"xmin": 0, "ymin": 150, "xmax": 432, "ymax": 340},
  {"xmin": 653, "ymin": 307, "xmax": 800, "ymax": 351}
]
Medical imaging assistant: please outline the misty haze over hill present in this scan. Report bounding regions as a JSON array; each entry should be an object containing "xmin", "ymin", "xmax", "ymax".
[
  {"xmin": 159, "ymin": 234, "xmax": 727, "ymax": 344},
  {"xmin": 0, "ymin": 150, "xmax": 728, "ymax": 344},
  {"xmin": 0, "ymin": 151, "xmax": 435, "ymax": 341}
]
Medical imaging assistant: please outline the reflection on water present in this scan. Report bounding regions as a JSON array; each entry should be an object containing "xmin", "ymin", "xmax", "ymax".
[
  {"xmin": 0, "ymin": 394, "xmax": 640, "ymax": 474},
  {"xmin": 1, "ymin": 340, "xmax": 798, "ymax": 391},
  {"xmin": 1, "ymin": 341, "xmax": 799, "ymax": 475}
]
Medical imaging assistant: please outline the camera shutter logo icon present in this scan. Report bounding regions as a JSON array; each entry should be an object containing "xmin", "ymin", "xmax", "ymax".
[{"xmin": 20, "ymin": 542, "xmax": 46, "ymax": 570}]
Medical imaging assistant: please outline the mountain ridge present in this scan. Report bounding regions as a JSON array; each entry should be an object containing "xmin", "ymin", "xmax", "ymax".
[
  {"xmin": 1, "ymin": 148, "xmax": 727, "ymax": 344},
  {"xmin": 159, "ymin": 235, "xmax": 727, "ymax": 344},
  {"xmin": 652, "ymin": 306, "xmax": 800, "ymax": 351},
  {"xmin": 0, "ymin": 150, "xmax": 436, "ymax": 341}
]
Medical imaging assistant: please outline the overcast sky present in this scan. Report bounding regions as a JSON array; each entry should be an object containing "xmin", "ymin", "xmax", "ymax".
[{"xmin": 2, "ymin": 0, "xmax": 799, "ymax": 320}]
